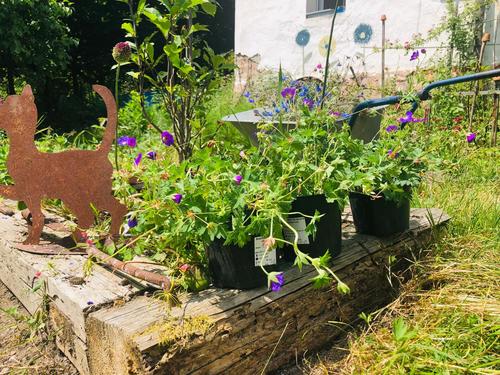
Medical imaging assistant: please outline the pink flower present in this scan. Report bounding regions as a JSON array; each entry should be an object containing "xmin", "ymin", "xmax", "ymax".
[{"xmin": 34, "ymin": 271, "xmax": 42, "ymax": 279}]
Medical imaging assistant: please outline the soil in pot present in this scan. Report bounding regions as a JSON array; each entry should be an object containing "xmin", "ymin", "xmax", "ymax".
[
  {"xmin": 349, "ymin": 192, "xmax": 410, "ymax": 237},
  {"xmin": 284, "ymin": 194, "xmax": 342, "ymax": 261},
  {"xmin": 207, "ymin": 238, "xmax": 284, "ymax": 289}
]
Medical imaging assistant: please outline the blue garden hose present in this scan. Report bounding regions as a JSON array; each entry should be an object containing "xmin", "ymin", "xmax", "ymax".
[{"xmin": 348, "ymin": 68, "xmax": 500, "ymax": 129}]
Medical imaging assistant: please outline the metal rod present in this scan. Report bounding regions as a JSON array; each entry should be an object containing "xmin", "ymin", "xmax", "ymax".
[
  {"xmin": 493, "ymin": 80, "xmax": 499, "ymax": 146},
  {"xmin": 469, "ymin": 32, "xmax": 491, "ymax": 131},
  {"xmin": 381, "ymin": 14, "xmax": 387, "ymax": 96},
  {"xmin": 320, "ymin": 0, "xmax": 339, "ymax": 108}
]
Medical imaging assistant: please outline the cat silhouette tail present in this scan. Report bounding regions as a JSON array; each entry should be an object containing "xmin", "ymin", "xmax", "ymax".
[{"xmin": 93, "ymin": 84, "xmax": 118, "ymax": 155}]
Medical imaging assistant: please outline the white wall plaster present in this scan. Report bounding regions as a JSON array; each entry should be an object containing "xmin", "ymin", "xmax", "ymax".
[{"xmin": 235, "ymin": 0, "xmax": 452, "ymax": 78}]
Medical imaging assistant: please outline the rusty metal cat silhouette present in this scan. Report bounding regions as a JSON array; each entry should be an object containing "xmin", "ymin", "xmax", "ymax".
[{"xmin": 0, "ymin": 85, "xmax": 126, "ymax": 245}]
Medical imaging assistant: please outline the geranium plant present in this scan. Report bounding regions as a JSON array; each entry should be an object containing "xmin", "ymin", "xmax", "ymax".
[
  {"xmin": 346, "ymin": 119, "xmax": 433, "ymax": 202},
  {"xmin": 122, "ymin": 106, "xmax": 355, "ymax": 293}
]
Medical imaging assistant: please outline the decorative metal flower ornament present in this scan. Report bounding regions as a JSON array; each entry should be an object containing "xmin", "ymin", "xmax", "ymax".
[
  {"xmin": 296, "ymin": 29, "xmax": 311, "ymax": 47},
  {"xmin": 353, "ymin": 23, "xmax": 373, "ymax": 45},
  {"xmin": 319, "ymin": 35, "xmax": 336, "ymax": 57}
]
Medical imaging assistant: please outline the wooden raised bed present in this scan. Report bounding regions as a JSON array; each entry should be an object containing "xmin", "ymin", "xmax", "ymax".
[{"xmin": 0, "ymin": 202, "xmax": 450, "ymax": 375}]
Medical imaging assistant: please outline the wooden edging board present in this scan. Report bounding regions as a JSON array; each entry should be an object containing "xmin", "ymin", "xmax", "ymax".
[{"xmin": 0, "ymin": 205, "xmax": 450, "ymax": 375}]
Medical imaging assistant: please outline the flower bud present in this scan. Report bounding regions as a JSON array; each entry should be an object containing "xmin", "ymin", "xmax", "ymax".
[{"xmin": 112, "ymin": 42, "xmax": 132, "ymax": 64}]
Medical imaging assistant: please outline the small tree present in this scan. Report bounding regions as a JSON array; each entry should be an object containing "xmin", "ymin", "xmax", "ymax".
[{"xmin": 119, "ymin": 0, "xmax": 232, "ymax": 162}]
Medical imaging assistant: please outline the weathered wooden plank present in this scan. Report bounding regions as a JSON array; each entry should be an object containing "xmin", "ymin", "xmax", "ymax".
[
  {"xmin": 0, "ymin": 207, "xmax": 148, "ymax": 375},
  {"xmin": 0, "ymin": 205, "xmax": 450, "ymax": 374},
  {"xmin": 86, "ymin": 208, "xmax": 450, "ymax": 375}
]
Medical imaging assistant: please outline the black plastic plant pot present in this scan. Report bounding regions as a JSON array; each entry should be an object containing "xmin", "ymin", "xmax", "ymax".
[
  {"xmin": 284, "ymin": 194, "xmax": 342, "ymax": 261},
  {"xmin": 207, "ymin": 238, "xmax": 284, "ymax": 290},
  {"xmin": 349, "ymin": 192, "xmax": 410, "ymax": 237}
]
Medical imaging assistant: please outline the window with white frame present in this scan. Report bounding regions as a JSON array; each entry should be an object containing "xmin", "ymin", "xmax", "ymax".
[{"xmin": 306, "ymin": 0, "xmax": 346, "ymax": 15}]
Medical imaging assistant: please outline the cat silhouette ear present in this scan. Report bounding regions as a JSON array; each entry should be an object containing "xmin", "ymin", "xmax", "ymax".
[{"xmin": 21, "ymin": 85, "xmax": 34, "ymax": 101}]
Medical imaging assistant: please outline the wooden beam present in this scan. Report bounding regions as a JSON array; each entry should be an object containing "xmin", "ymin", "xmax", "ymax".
[{"xmin": 0, "ymin": 205, "xmax": 450, "ymax": 374}]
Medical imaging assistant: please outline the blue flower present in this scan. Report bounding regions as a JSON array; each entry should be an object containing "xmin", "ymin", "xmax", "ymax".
[
  {"xmin": 303, "ymin": 98, "xmax": 314, "ymax": 109},
  {"xmin": 134, "ymin": 153, "xmax": 142, "ymax": 166},
  {"xmin": 127, "ymin": 217, "xmax": 138, "ymax": 228},
  {"xmin": 117, "ymin": 136, "xmax": 136, "ymax": 147},
  {"xmin": 270, "ymin": 272, "xmax": 285, "ymax": 292},
  {"xmin": 161, "ymin": 131, "xmax": 174, "ymax": 146},
  {"xmin": 386, "ymin": 125, "xmax": 399, "ymax": 133}
]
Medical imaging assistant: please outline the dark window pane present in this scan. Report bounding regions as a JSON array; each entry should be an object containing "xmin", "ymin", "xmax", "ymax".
[{"xmin": 324, "ymin": 0, "xmax": 336, "ymax": 9}]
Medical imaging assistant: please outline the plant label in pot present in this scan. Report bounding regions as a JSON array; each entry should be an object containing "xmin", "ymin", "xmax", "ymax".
[{"xmin": 284, "ymin": 194, "xmax": 342, "ymax": 261}]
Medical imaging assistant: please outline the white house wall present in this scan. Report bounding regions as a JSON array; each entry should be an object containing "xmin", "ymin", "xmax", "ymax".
[{"xmin": 235, "ymin": 0, "xmax": 450, "ymax": 78}]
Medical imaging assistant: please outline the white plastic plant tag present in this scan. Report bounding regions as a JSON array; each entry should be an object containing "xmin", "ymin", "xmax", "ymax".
[
  {"xmin": 283, "ymin": 217, "xmax": 310, "ymax": 245},
  {"xmin": 254, "ymin": 237, "xmax": 277, "ymax": 267}
]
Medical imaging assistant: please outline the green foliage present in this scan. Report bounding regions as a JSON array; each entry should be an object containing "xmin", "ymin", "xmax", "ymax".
[
  {"xmin": 0, "ymin": 0, "xmax": 75, "ymax": 94},
  {"xmin": 119, "ymin": 0, "xmax": 234, "ymax": 161},
  {"xmin": 346, "ymin": 123, "xmax": 436, "ymax": 203}
]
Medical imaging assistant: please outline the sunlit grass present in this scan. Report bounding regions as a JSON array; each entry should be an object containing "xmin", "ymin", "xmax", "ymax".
[{"xmin": 316, "ymin": 146, "xmax": 499, "ymax": 374}]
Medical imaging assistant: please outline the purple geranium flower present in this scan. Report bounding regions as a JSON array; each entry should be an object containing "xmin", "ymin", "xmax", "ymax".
[
  {"xmin": 234, "ymin": 175, "xmax": 243, "ymax": 185},
  {"xmin": 398, "ymin": 111, "xmax": 424, "ymax": 124},
  {"xmin": 386, "ymin": 125, "xmax": 399, "ymax": 133},
  {"xmin": 118, "ymin": 136, "xmax": 136, "ymax": 147},
  {"xmin": 161, "ymin": 131, "xmax": 174, "ymax": 146},
  {"xmin": 303, "ymin": 98, "xmax": 314, "ymax": 109},
  {"xmin": 410, "ymin": 50, "xmax": 419, "ymax": 61},
  {"xmin": 127, "ymin": 217, "xmax": 138, "ymax": 228},
  {"xmin": 172, "ymin": 193, "xmax": 182, "ymax": 204},
  {"xmin": 134, "ymin": 153, "xmax": 142, "ymax": 166},
  {"xmin": 270, "ymin": 272, "xmax": 285, "ymax": 292},
  {"xmin": 281, "ymin": 87, "xmax": 296, "ymax": 100},
  {"xmin": 387, "ymin": 149, "xmax": 400, "ymax": 158},
  {"xmin": 146, "ymin": 151, "xmax": 157, "ymax": 160},
  {"xmin": 466, "ymin": 132, "xmax": 476, "ymax": 143}
]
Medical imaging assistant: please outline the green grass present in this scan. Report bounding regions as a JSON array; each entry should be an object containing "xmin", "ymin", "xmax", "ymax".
[{"xmin": 317, "ymin": 145, "xmax": 499, "ymax": 374}]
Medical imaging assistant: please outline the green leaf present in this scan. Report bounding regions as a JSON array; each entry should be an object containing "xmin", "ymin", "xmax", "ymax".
[
  {"xmin": 143, "ymin": 8, "xmax": 171, "ymax": 36},
  {"xmin": 137, "ymin": 0, "xmax": 146, "ymax": 14},
  {"xmin": 126, "ymin": 71, "xmax": 140, "ymax": 79},
  {"xmin": 201, "ymin": 1, "xmax": 217, "ymax": 16},
  {"xmin": 163, "ymin": 44, "xmax": 181, "ymax": 68},
  {"xmin": 311, "ymin": 269, "xmax": 330, "ymax": 288},
  {"xmin": 121, "ymin": 22, "xmax": 135, "ymax": 37},
  {"xmin": 336, "ymin": 281, "xmax": 350, "ymax": 294}
]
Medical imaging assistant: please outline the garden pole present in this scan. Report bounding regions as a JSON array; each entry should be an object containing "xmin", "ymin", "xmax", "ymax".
[
  {"xmin": 320, "ymin": 0, "xmax": 340, "ymax": 108},
  {"xmin": 492, "ymin": 77, "xmax": 499, "ymax": 146},
  {"xmin": 381, "ymin": 14, "xmax": 387, "ymax": 96},
  {"xmin": 469, "ymin": 32, "xmax": 490, "ymax": 131}
]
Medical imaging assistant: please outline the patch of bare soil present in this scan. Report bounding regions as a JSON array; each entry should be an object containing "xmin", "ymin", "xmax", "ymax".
[{"xmin": 0, "ymin": 281, "xmax": 77, "ymax": 375}]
